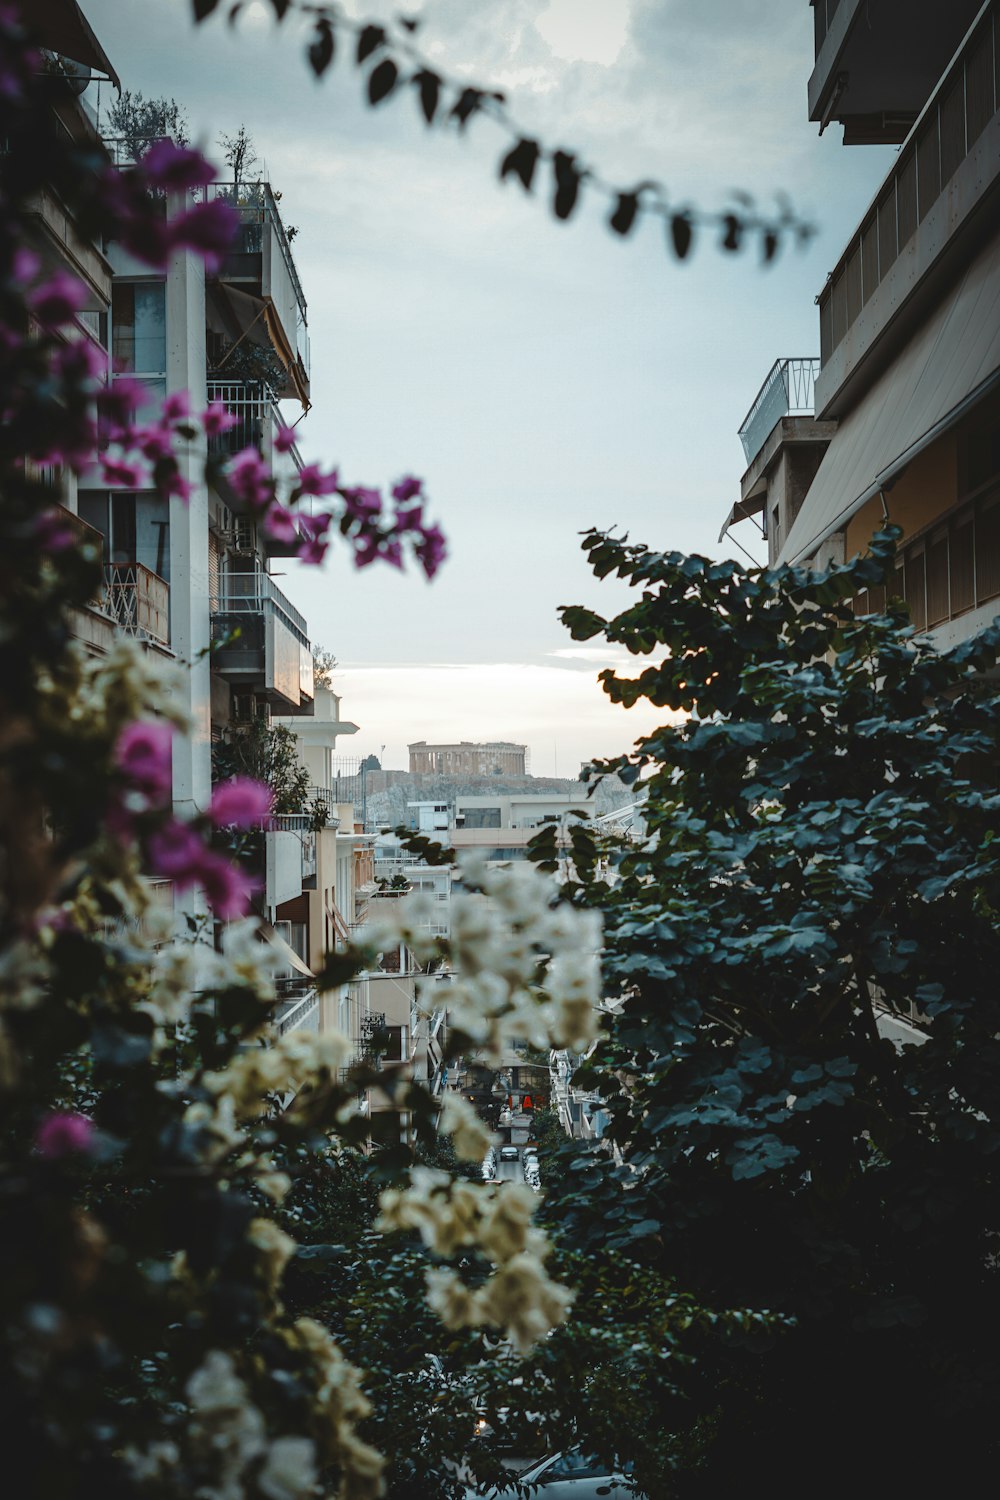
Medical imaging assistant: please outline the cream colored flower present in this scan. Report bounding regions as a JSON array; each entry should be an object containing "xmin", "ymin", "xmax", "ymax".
[
  {"xmin": 425, "ymin": 1266, "xmax": 486, "ymax": 1330},
  {"xmin": 257, "ymin": 1435, "xmax": 317, "ymax": 1500},
  {"xmin": 438, "ymin": 1091, "xmax": 496, "ymax": 1163},
  {"xmin": 247, "ymin": 1218, "xmax": 297, "ymax": 1291},
  {"xmin": 478, "ymin": 1253, "xmax": 575, "ymax": 1354}
]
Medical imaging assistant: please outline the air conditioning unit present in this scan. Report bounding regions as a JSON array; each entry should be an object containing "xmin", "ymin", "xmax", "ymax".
[{"xmin": 232, "ymin": 518, "xmax": 255, "ymax": 554}]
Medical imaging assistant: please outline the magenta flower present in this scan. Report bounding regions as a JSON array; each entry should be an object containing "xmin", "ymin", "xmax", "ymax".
[
  {"xmin": 161, "ymin": 467, "xmax": 194, "ymax": 504},
  {"xmin": 147, "ymin": 817, "xmax": 205, "ymax": 881},
  {"xmin": 137, "ymin": 425, "xmax": 175, "ymax": 462},
  {"xmin": 168, "ymin": 199, "xmax": 239, "ymax": 273},
  {"xmin": 295, "ymin": 511, "xmax": 332, "ymax": 565},
  {"xmin": 162, "ymin": 391, "xmax": 191, "ymax": 423},
  {"xmin": 29, "ymin": 271, "xmax": 87, "ymax": 329},
  {"xmin": 198, "ymin": 853, "xmax": 258, "ymax": 920},
  {"xmin": 391, "ymin": 474, "xmax": 423, "ymax": 503},
  {"xmin": 263, "ymin": 504, "xmax": 299, "ymax": 545},
  {"xmin": 416, "ymin": 524, "xmax": 448, "ymax": 580},
  {"xmin": 137, "ymin": 139, "xmax": 216, "ymax": 193},
  {"xmin": 12, "ymin": 246, "xmax": 40, "ymax": 283},
  {"xmin": 209, "ymin": 777, "xmax": 273, "ymax": 828},
  {"xmin": 53, "ymin": 338, "xmax": 108, "ymax": 384},
  {"xmin": 274, "ymin": 424, "xmax": 297, "ymax": 454},
  {"xmin": 296, "ymin": 463, "xmax": 340, "ymax": 498},
  {"xmin": 101, "ymin": 457, "xmax": 146, "ymax": 488},
  {"xmin": 116, "ymin": 720, "xmax": 174, "ymax": 803},
  {"xmin": 203, "ymin": 402, "xmax": 238, "ymax": 436},
  {"xmin": 342, "ymin": 486, "xmax": 382, "ymax": 523},
  {"xmin": 34, "ymin": 509, "xmax": 78, "ymax": 554},
  {"xmin": 35, "ymin": 1112, "xmax": 94, "ymax": 1159},
  {"xmin": 228, "ymin": 448, "xmax": 271, "ymax": 509}
]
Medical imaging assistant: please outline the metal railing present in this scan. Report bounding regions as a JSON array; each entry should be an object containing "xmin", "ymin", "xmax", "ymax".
[
  {"xmin": 275, "ymin": 988, "xmax": 320, "ymax": 1035},
  {"xmin": 212, "ymin": 573, "xmax": 309, "ymax": 646},
  {"xmin": 103, "ymin": 562, "xmax": 170, "ymax": 646},
  {"xmin": 819, "ymin": 1, "xmax": 998, "ymax": 365},
  {"xmin": 738, "ymin": 357, "xmax": 820, "ymax": 464},
  {"xmin": 205, "ymin": 379, "xmax": 303, "ymax": 471}
]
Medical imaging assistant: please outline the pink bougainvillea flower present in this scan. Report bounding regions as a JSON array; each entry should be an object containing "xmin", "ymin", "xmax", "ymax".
[
  {"xmin": 202, "ymin": 402, "xmax": 237, "ymax": 436},
  {"xmin": 168, "ymin": 199, "xmax": 239, "ymax": 273},
  {"xmin": 394, "ymin": 501, "xmax": 424, "ymax": 531},
  {"xmin": 35, "ymin": 1112, "xmax": 94, "ymax": 1159},
  {"xmin": 416, "ymin": 524, "xmax": 448, "ymax": 580},
  {"xmin": 53, "ymin": 336, "xmax": 108, "ymax": 385},
  {"xmin": 197, "ymin": 852, "xmax": 258, "ymax": 920},
  {"xmin": 391, "ymin": 474, "xmax": 423, "ymax": 503},
  {"xmin": 161, "ymin": 466, "xmax": 194, "ymax": 504},
  {"xmin": 295, "ymin": 512, "xmax": 332, "ymax": 566},
  {"xmin": 162, "ymin": 390, "xmax": 191, "ymax": 423},
  {"xmin": 12, "ymin": 246, "xmax": 40, "ymax": 283},
  {"xmin": 137, "ymin": 139, "xmax": 216, "ymax": 193},
  {"xmin": 274, "ymin": 424, "xmax": 297, "ymax": 454},
  {"xmin": 29, "ymin": 270, "xmax": 87, "ymax": 329},
  {"xmin": 262, "ymin": 504, "xmax": 299, "ymax": 546},
  {"xmin": 34, "ymin": 509, "xmax": 78, "ymax": 553},
  {"xmin": 227, "ymin": 448, "xmax": 271, "ymax": 509},
  {"xmin": 116, "ymin": 720, "xmax": 174, "ymax": 803},
  {"xmin": 341, "ymin": 486, "xmax": 382, "ymax": 523},
  {"xmin": 296, "ymin": 463, "xmax": 340, "ymax": 498},
  {"xmin": 137, "ymin": 425, "xmax": 175, "ymax": 462},
  {"xmin": 209, "ymin": 777, "xmax": 273, "ymax": 829},
  {"xmin": 147, "ymin": 817, "xmax": 205, "ymax": 881},
  {"xmin": 101, "ymin": 457, "xmax": 146, "ymax": 488}
]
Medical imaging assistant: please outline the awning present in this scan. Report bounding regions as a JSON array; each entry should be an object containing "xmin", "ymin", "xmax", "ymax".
[
  {"xmin": 215, "ymin": 283, "xmax": 310, "ymax": 408},
  {"xmin": 259, "ymin": 921, "xmax": 314, "ymax": 979},
  {"xmin": 778, "ymin": 237, "xmax": 1000, "ymax": 565},
  {"xmin": 718, "ymin": 490, "xmax": 765, "ymax": 543},
  {"xmin": 24, "ymin": 0, "xmax": 120, "ymax": 89}
]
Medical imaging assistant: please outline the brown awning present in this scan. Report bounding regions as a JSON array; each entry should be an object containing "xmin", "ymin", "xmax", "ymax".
[
  {"xmin": 259, "ymin": 921, "xmax": 315, "ymax": 979},
  {"xmin": 215, "ymin": 283, "xmax": 310, "ymax": 409},
  {"xmin": 718, "ymin": 490, "xmax": 765, "ymax": 543},
  {"xmin": 23, "ymin": 0, "xmax": 120, "ymax": 89}
]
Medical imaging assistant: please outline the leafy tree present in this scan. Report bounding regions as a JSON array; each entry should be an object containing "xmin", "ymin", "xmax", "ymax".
[
  {"xmin": 312, "ymin": 644, "xmax": 338, "ymax": 691},
  {"xmin": 105, "ymin": 89, "xmax": 189, "ymax": 159},
  {"xmin": 213, "ymin": 720, "xmax": 311, "ymax": 814},
  {"xmin": 539, "ymin": 525, "xmax": 1000, "ymax": 1488},
  {"xmin": 219, "ymin": 123, "xmax": 259, "ymax": 194}
]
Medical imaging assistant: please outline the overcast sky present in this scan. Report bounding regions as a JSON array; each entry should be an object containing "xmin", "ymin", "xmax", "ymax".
[{"xmin": 86, "ymin": 0, "xmax": 894, "ymax": 775}]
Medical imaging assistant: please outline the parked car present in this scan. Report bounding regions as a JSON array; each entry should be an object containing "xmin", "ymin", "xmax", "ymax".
[
  {"xmin": 499, "ymin": 1144, "xmax": 519, "ymax": 1161},
  {"xmin": 463, "ymin": 1449, "xmax": 643, "ymax": 1498}
]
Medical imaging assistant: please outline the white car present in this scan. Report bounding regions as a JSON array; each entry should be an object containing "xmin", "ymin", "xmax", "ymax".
[
  {"xmin": 464, "ymin": 1450, "xmax": 642, "ymax": 1498},
  {"xmin": 499, "ymin": 1144, "xmax": 519, "ymax": 1162}
]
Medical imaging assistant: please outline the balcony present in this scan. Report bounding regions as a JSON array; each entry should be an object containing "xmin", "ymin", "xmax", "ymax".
[
  {"xmin": 206, "ymin": 379, "xmax": 303, "ymax": 475},
  {"xmin": 103, "ymin": 562, "xmax": 169, "ymax": 647},
  {"xmin": 738, "ymin": 358, "xmax": 821, "ymax": 466},
  {"xmin": 205, "ymin": 181, "xmax": 310, "ymax": 405},
  {"xmin": 816, "ymin": 1, "xmax": 1000, "ymax": 415},
  {"xmin": 274, "ymin": 986, "xmax": 320, "ymax": 1036},
  {"xmin": 809, "ymin": 0, "xmax": 984, "ymax": 144},
  {"xmin": 211, "ymin": 573, "xmax": 313, "ymax": 714}
]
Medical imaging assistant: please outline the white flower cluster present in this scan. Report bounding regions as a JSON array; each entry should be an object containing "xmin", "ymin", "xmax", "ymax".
[
  {"xmin": 201, "ymin": 1027, "xmax": 353, "ymax": 1120},
  {"xmin": 286, "ymin": 1318, "xmax": 385, "ymax": 1500},
  {"xmin": 183, "ymin": 1349, "xmax": 318, "ymax": 1500},
  {"xmin": 377, "ymin": 1169, "xmax": 574, "ymax": 1354},
  {"xmin": 374, "ymin": 856, "xmax": 604, "ymax": 1064}
]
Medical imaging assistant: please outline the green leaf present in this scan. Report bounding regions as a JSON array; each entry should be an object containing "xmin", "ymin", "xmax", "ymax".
[
  {"xmin": 356, "ymin": 24, "xmax": 386, "ymax": 63},
  {"xmin": 499, "ymin": 137, "xmax": 540, "ymax": 192},
  {"xmin": 308, "ymin": 19, "xmax": 335, "ymax": 77},
  {"xmin": 412, "ymin": 69, "xmax": 442, "ymax": 125},
  {"xmin": 192, "ymin": 0, "xmax": 221, "ymax": 19},
  {"xmin": 669, "ymin": 211, "xmax": 693, "ymax": 259},
  {"xmin": 368, "ymin": 58, "xmax": 399, "ymax": 105}
]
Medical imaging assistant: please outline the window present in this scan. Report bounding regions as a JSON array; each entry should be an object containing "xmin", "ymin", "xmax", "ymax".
[
  {"xmin": 545, "ymin": 1453, "xmax": 610, "ymax": 1479},
  {"xmin": 112, "ymin": 282, "xmax": 166, "ymax": 374},
  {"xmin": 77, "ymin": 492, "xmax": 170, "ymax": 580}
]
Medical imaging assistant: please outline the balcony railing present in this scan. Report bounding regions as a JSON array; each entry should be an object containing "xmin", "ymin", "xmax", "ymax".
[
  {"xmin": 818, "ymin": 0, "xmax": 999, "ymax": 366},
  {"xmin": 274, "ymin": 987, "xmax": 320, "ymax": 1036},
  {"xmin": 103, "ymin": 562, "xmax": 169, "ymax": 646},
  {"xmin": 212, "ymin": 573, "xmax": 309, "ymax": 644},
  {"xmin": 738, "ymin": 358, "xmax": 820, "ymax": 465},
  {"xmin": 206, "ymin": 379, "xmax": 303, "ymax": 473}
]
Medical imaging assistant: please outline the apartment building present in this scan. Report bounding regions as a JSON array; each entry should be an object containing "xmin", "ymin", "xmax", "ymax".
[
  {"xmin": 723, "ymin": 0, "xmax": 999, "ymax": 651},
  {"xmin": 31, "ymin": 7, "xmax": 325, "ymax": 1035}
]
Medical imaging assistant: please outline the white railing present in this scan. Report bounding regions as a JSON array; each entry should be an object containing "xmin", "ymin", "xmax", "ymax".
[{"xmin": 738, "ymin": 357, "xmax": 820, "ymax": 465}]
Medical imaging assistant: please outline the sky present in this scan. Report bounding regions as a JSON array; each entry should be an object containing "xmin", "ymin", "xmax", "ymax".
[{"xmin": 85, "ymin": 0, "xmax": 895, "ymax": 774}]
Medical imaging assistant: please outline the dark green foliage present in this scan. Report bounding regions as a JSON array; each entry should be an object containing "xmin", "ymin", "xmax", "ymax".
[
  {"xmin": 212, "ymin": 720, "xmax": 310, "ymax": 813},
  {"xmin": 549, "ymin": 526, "xmax": 1000, "ymax": 1486}
]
